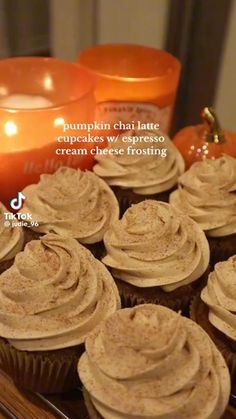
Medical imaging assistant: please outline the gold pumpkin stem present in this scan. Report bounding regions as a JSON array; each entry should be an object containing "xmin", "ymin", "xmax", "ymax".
[{"xmin": 201, "ymin": 107, "xmax": 225, "ymax": 144}]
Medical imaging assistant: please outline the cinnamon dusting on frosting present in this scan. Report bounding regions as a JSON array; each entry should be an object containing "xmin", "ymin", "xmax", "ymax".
[
  {"xmin": 170, "ymin": 155, "xmax": 236, "ymax": 237},
  {"xmin": 78, "ymin": 304, "xmax": 230, "ymax": 419},
  {"xmin": 201, "ymin": 255, "xmax": 236, "ymax": 340},
  {"xmin": 93, "ymin": 129, "xmax": 185, "ymax": 194},
  {"xmin": 19, "ymin": 167, "xmax": 119, "ymax": 244},
  {"xmin": 103, "ymin": 200, "xmax": 210, "ymax": 291},
  {"xmin": 0, "ymin": 234, "xmax": 121, "ymax": 351}
]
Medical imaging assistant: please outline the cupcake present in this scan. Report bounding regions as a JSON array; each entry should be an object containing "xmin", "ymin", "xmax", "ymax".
[
  {"xmin": 0, "ymin": 201, "xmax": 24, "ymax": 274},
  {"xmin": 102, "ymin": 200, "xmax": 210, "ymax": 313},
  {"xmin": 19, "ymin": 167, "xmax": 119, "ymax": 259},
  {"xmin": 93, "ymin": 129, "xmax": 185, "ymax": 214},
  {"xmin": 78, "ymin": 304, "xmax": 230, "ymax": 419},
  {"xmin": 0, "ymin": 233, "xmax": 120, "ymax": 393},
  {"xmin": 191, "ymin": 255, "xmax": 236, "ymax": 400},
  {"xmin": 170, "ymin": 155, "xmax": 236, "ymax": 266}
]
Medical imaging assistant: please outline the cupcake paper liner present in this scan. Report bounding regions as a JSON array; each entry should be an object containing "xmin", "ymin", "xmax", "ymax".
[
  {"xmin": 0, "ymin": 338, "xmax": 83, "ymax": 394},
  {"xmin": 115, "ymin": 269, "xmax": 209, "ymax": 316},
  {"xmin": 208, "ymin": 233, "xmax": 236, "ymax": 267},
  {"xmin": 119, "ymin": 289, "xmax": 191, "ymax": 314},
  {"xmin": 190, "ymin": 295, "xmax": 236, "ymax": 406}
]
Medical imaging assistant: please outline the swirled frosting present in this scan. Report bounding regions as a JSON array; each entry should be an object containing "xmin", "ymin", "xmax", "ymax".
[
  {"xmin": 170, "ymin": 155, "xmax": 236, "ymax": 237},
  {"xmin": 201, "ymin": 255, "xmax": 236, "ymax": 340},
  {"xmin": 0, "ymin": 202, "xmax": 24, "ymax": 263},
  {"xmin": 93, "ymin": 129, "xmax": 185, "ymax": 194},
  {"xmin": 19, "ymin": 167, "xmax": 119, "ymax": 244},
  {"xmin": 103, "ymin": 200, "xmax": 210, "ymax": 291},
  {"xmin": 78, "ymin": 304, "xmax": 230, "ymax": 419},
  {"xmin": 0, "ymin": 234, "xmax": 121, "ymax": 351}
]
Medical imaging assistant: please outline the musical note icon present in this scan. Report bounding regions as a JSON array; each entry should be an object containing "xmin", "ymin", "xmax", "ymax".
[{"xmin": 10, "ymin": 192, "xmax": 26, "ymax": 211}]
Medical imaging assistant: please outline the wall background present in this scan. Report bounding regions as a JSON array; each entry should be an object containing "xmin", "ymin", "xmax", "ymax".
[
  {"xmin": 214, "ymin": 0, "xmax": 236, "ymax": 131},
  {"xmin": 50, "ymin": 0, "xmax": 168, "ymax": 59},
  {"xmin": 97, "ymin": 0, "xmax": 168, "ymax": 48}
]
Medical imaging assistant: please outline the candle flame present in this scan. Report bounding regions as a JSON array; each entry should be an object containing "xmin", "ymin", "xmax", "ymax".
[
  {"xmin": 4, "ymin": 121, "xmax": 18, "ymax": 136},
  {"xmin": 44, "ymin": 75, "xmax": 54, "ymax": 91},
  {"xmin": 54, "ymin": 117, "xmax": 65, "ymax": 127},
  {"xmin": 0, "ymin": 86, "xmax": 8, "ymax": 96}
]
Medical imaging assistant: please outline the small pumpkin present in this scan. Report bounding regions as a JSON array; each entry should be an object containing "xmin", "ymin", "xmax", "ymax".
[{"xmin": 173, "ymin": 107, "xmax": 236, "ymax": 169}]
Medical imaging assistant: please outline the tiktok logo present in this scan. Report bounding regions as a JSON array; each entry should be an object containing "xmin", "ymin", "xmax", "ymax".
[{"xmin": 10, "ymin": 192, "xmax": 26, "ymax": 211}]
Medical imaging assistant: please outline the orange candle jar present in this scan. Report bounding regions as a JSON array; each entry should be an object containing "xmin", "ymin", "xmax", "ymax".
[
  {"xmin": 78, "ymin": 44, "xmax": 180, "ymax": 133},
  {"xmin": 0, "ymin": 57, "xmax": 95, "ymax": 206}
]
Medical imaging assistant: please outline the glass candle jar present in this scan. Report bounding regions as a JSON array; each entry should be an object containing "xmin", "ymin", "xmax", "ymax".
[
  {"xmin": 78, "ymin": 44, "xmax": 180, "ymax": 134},
  {"xmin": 0, "ymin": 57, "xmax": 95, "ymax": 206}
]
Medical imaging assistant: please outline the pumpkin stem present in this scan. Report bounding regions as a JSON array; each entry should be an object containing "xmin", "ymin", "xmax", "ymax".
[{"xmin": 201, "ymin": 107, "xmax": 225, "ymax": 143}]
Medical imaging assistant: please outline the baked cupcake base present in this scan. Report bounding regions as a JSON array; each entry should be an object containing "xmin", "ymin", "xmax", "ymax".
[
  {"xmin": 111, "ymin": 186, "xmax": 176, "ymax": 216},
  {"xmin": 0, "ymin": 338, "xmax": 83, "ymax": 394},
  {"xmin": 190, "ymin": 295, "xmax": 236, "ymax": 405},
  {"xmin": 115, "ymin": 270, "xmax": 209, "ymax": 315},
  {"xmin": 208, "ymin": 233, "xmax": 236, "ymax": 267}
]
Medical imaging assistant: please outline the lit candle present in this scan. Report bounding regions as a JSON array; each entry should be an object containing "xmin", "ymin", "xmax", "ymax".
[
  {"xmin": 78, "ymin": 44, "xmax": 180, "ymax": 134},
  {"xmin": 0, "ymin": 94, "xmax": 53, "ymax": 109},
  {"xmin": 0, "ymin": 58, "xmax": 95, "ymax": 207}
]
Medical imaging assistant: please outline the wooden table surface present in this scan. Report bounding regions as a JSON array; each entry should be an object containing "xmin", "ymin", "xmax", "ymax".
[
  {"xmin": 0, "ymin": 370, "xmax": 58, "ymax": 418},
  {"xmin": 0, "ymin": 369, "xmax": 89, "ymax": 419}
]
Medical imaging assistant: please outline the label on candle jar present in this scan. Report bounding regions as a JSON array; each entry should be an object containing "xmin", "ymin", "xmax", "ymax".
[{"xmin": 95, "ymin": 101, "xmax": 172, "ymax": 133}]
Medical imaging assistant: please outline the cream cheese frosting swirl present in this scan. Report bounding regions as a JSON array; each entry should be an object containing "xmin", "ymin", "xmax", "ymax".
[
  {"xmin": 103, "ymin": 200, "xmax": 210, "ymax": 291},
  {"xmin": 0, "ymin": 202, "xmax": 24, "ymax": 263},
  {"xmin": 0, "ymin": 234, "xmax": 121, "ymax": 351},
  {"xmin": 93, "ymin": 129, "xmax": 185, "ymax": 194},
  {"xmin": 201, "ymin": 255, "xmax": 236, "ymax": 341},
  {"xmin": 78, "ymin": 304, "xmax": 230, "ymax": 419},
  {"xmin": 170, "ymin": 155, "xmax": 236, "ymax": 237},
  {"xmin": 19, "ymin": 167, "xmax": 119, "ymax": 244}
]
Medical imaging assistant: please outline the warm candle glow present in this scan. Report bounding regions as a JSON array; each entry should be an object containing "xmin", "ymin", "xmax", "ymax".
[
  {"xmin": 0, "ymin": 94, "xmax": 53, "ymax": 109},
  {"xmin": 54, "ymin": 117, "xmax": 65, "ymax": 127},
  {"xmin": 0, "ymin": 57, "xmax": 95, "ymax": 207},
  {"xmin": 43, "ymin": 75, "xmax": 54, "ymax": 91},
  {"xmin": 78, "ymin": 44, "xmax": 180, "ymax": 134},
  {"xmin": 4, "ymin": 121, "xmax": 18, "ymax": 137}
]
